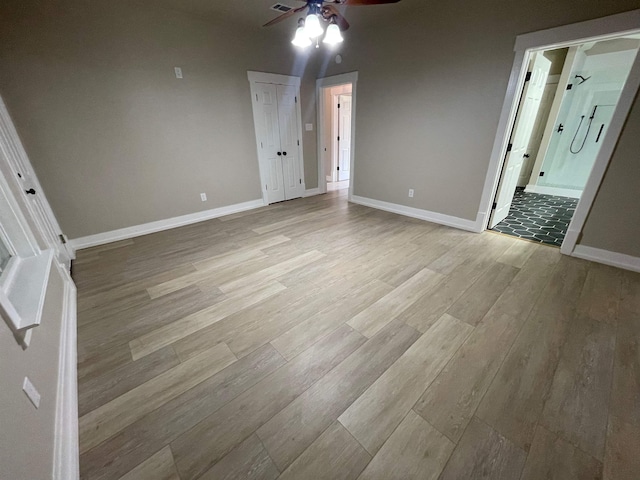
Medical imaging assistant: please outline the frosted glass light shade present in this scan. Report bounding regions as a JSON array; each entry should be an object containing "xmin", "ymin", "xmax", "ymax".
[
  {"xmin": 304, "ymin": 14, "xmax": 323, "ymax": 38},
  {"xmin": 323, "ymin": 24, "xmax": 343, "ymax": 45},
  {"xmin": 292, "ymin": 26, "xmax": 312, "ymax": 48}
]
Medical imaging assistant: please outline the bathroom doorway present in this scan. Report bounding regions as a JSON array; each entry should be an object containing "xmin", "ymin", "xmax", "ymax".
[{"xmin": 489, "ymin": 34, "xmax": 640, "ymax": 247}]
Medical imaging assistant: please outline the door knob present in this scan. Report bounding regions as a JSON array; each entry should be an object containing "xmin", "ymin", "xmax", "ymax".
[
  {"xmin": 277, "ymin": 152, "xmax": 282, "ymax": 156},
  {"xmin": 282, "ymin": 151, "xmax": 287, "ymax": 156},
  {"xmin": 25, "ymin": 188, "xmax": 36, "ymax": 195}
]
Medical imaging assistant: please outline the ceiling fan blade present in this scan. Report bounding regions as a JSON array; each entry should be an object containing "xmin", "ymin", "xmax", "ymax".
[
  {"xmin": 329, "ymin": 0, "xmax": 401, "ymax": 5},
  {"xmin": 263, "ymin": 5, "xmax": 307, "ymax": 27},
  {"xmin": 322, "ymin": 5, "xmax": 350, "ymax": 31}
]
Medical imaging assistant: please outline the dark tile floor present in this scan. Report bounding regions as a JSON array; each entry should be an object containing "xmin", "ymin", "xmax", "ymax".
[{"xmin": 492, "ymin": 188, "xmax": 578, "ymax": 247}]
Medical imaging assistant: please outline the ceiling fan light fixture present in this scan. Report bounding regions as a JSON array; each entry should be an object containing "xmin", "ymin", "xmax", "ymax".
[
  {"xmin": 304, "ymin": 13, "xmax": 323, "ymax": 38},
  {"xmin": 292, "ymin": 24, "xmax": 312, "ymax": 48},
  {"xmin": 323, "ymin": 23, "xmax": 343, "ymax": 45}
]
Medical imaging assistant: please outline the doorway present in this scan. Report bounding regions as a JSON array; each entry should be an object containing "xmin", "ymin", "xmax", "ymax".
[
  {"xmin": 317, "ymin": 72, "xmax": 358, "ymax": 198},
  {"xmin": 485, "ymin": 24, "xmax": 640, "ymax": 250}
]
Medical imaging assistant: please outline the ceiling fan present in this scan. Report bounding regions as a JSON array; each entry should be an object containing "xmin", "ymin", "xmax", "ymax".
[{"xmin": 264, "ymin": 0, "xmax": 402, "ymax": 48}]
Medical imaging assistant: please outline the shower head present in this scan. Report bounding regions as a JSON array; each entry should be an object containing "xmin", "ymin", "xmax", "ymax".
[{"xmin": 575, "ymin": 75, "xmax": 591, "ymax": 85}]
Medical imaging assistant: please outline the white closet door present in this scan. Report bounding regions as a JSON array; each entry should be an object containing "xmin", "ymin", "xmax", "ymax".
[
  {"xmin": 256, "ymin": 83, "xmax": 286, "ymax": 203},
  {"xmin": 276, "ymin": 85, "xmax": 303, "ymax": 200},
  {"xmin": 338, "ymin": 94, "xmax": 352, "ymax": 182}
]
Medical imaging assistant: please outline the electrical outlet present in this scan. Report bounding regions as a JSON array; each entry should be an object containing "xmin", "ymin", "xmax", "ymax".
[
  {"xmin": 200, "ymin": 193, "xmax": 207, "ymax": 202},
  {"xmin": 174, "ymin": 67, "xmax": 183, "ymax": 79},
  {"xmin": 408, "ymin": 189, "xmax": 414, "ymax": 198},
  {"xmin": 23, "ymin": 377, "xmax": 40, "ymax": 409}
]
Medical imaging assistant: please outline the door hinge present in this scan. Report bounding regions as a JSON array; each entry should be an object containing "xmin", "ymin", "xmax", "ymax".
[
  {"xmin": 492, "ymin": 202, "xmax": 497, "ymax": 210},
  {"xmin": 260, "ymin": 141, "xmax": 263, "ymax": 148},
  {"xmin": 338, "ymin": 104, "xmax": 341, "ymax": 109},
  {"xmin": 525, "ymin": 71, "xmax": 532, "ymax": 82},
  {"xmin": 299, "ymin": 179, "xmax": 302, "ymax": 184},
  {"xmin": 566, "ymin": 84, "xmax": 573, "ymax": 90},
  {"xmin": 506, "ymin": 143, "xmax": 513, "ymax": 152},
  {"xmin": 256, "ymin": 94, "xmax": 258, "ymax": 101},
  {"xmin": 295, "ymin": 96, "xmax": 297, "ymax": 103},
  {"xmin": 539, "ymin": 171, "xmax": 545, "ymax": 177},
  {"xmin": 59, "ymin": 234, "xmax": 67, "ymax": 244},
  {"xmin": 337, "ymin": 166, "xmax": 340, "ymax": 171},
  {"xmin": 337, "ymin": 136, "xmax": 340, "ymax": 141},
  {"xmin": 265, "ymin": 184, "xmax": 268, "ymax": 190},
  {"xmin": 297, "ymin": 140, "xmax": 300, "ymax": 146}
]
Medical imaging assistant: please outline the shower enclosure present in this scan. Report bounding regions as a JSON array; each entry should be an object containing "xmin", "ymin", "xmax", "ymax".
[{"xmin": 530, "ymin": 42, "xmax": 639, "ymax": 198}]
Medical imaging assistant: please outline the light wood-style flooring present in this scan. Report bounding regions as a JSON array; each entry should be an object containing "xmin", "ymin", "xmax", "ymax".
[{"xmin": 74, "ymin": 189, "xmax": 640, "ymax": 480}]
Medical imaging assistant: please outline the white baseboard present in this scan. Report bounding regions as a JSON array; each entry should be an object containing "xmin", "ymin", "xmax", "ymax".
[
  {"xmin": 572, "ymin": 245, "xmax": 640, "ymax": 273},
  {"xmin": 350, "ymin": 195, "xmax": 478, "ymax": 232},
  {"xmin": 525, "ymin": 184, "xmax": 582, "ymax": 199},
  {"xmin": 304, "ymin": 188, "xmax": 321, "ymax": 197},
  {"xmin": 69, "ymin": 199, "xmax": 264, "ymax": 251},
  {"xmin": 53, "ymin": 269, "xmax": 79, "ymax": 480}
]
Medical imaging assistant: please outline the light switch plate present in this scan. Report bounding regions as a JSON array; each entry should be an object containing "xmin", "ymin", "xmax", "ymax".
[
  {"xmin": 305, "ymin": 123, "xmax": 313, "ymax": 131},
  {"xmin": 23, "ymin": 377, "xmax": 40, "ymax": 409},
  {"xmin": 174, "ymin": 67, "xmax": 183, "ymax": 79}
]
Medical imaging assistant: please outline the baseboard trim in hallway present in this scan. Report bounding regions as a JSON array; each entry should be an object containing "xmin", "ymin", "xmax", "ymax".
[
  {"xmin": 350, "ymin": 195, "xmax": 479, "ymax": 232},
  {"xmin": 69, "ymin": 199, "xmax": 264, "ymax": 253},
  {"xmin": 572, "ymin": 244, "xmax": 640, "ymax": 273}
]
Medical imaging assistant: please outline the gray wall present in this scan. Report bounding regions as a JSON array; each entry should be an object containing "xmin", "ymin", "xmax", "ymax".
[{"xmin": 0, "ymin": 0, "xmax": 319, "ymax": 239}]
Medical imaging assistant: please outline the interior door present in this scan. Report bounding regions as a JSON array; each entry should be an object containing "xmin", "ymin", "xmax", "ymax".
[
  {"xmin": 256, "ymin": 83, "xmax": 286, "ymax": 204},
  {"xmin": 337, "ymin": 94, "xmax": 352, "ymax": 181},
  {"xmin": 276, "ymin": 85, "xmax": 304, "ymax": 200},
  {"xmin": 0, "ymin": 100, "xmax": 72, "ymax": 265},
  {"xmin": 489, "ymin": 53, "xmax": 552, "ymax": 228}
]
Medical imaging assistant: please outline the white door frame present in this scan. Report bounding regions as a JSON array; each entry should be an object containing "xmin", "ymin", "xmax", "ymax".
[
  {"xmin": 247, "ymin": 71, "xmax": 305, "ymax": 205},
  {"xmin": 316, "ymin": 72, "xmax": 358, "ymax": 201},
  {"xmin": 477, "ymin": 9, "xmax": 640, "ymax": 256}
]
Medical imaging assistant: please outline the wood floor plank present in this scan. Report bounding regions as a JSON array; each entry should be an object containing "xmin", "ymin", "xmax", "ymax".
[
  {"xmin": 476, "ymin": 256, "xmax": 588, "ymax": 451},
  {"xmin": 520, "ymin": 425, "xmax": 603, "ymax": 480},
  {"xmin": 278, "ymin": 422, "xmax": 371, "ymax": 480},
  {"xmin": 338, "ymin": 314, "xmax": 473, "ymax": 454},
  {"xmin": 79, "ymin": 343, "xmax": 237, "ymax": 453},
  {"xmin": 357, "ymin": 410, "xmax": 454, "ymax": 480},
  {"xmin": 609, "ymin": 272, "xmax": 640, "ymax": 426},
  {"xmin": 576, "ymin": 263, "xmax": 623, "ymax": 326},
  {"xmin": 171, "ymin": 325, "xmax": 366, "ymax": 480},
  {"xmin": 270, "ymin": 279, "xmax": 393, "ymax": 360},
  {"xmin": 413, "ymin": 312, "xmax": 524, "ymax": 443},
  {"xmin": 128, "ymin": 281, "xmax": 287, "ymax": 360},
  {"xmin": 147, "ymin": 250, "xmax": 267, "ymax": 299},
  {"xmin": 496, "ymin": 238, "xmax": 536, "ymax": 268},
  {"xmin": 198, "ymin": 435, "xmax": 279, "ymax": 480},
  {"xmin": 347, "ymin": 268, "xmax": 444, "ymax": 338},
  {"xmin": 438, "ymin": 417, "xmax": 526, "ymax": 480},
  {"xmin": 446, "ymin": 262, "xmax": 519, "ymax": 326},
  {"xmin": 170, "ymin": 282, "xmax": 327, "ymax": 362},
  {"xmin": 218, "ymin": 250, "xmax": 326, "ymax": 293},
  {"xmin": 540, "ymin": 315, "xmax": 616, "ymax": 460},
  {"xmin": 603, "ymin": 415, "xmax": 640, "ymax": 480},
  {"xmin": 118, "ymin": 446, "xmax": 180, "ymax": 480},
  {"xmin": 80, "ymin": 345, "xmax": 285, "ymax": 480},
  {"xmin": 257, "ymin": 320, "xmax": 420, "ymax": 471},
  {"xmin": 79, "ymin": 346, "xmax": 180, "ymax": 417}
]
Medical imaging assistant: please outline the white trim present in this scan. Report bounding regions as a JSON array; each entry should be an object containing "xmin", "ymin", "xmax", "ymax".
[
  {"xmin": 316, "ymin": 72, "xmax": 358, "ymax": 201},
  {"xmin": 53, "ymin": 267, "xmax": 78, "ymax": 480},
  {"xmin": 247, "ymin": 71, "xmax": 305, "ymax": 205},
  {"xmin": 572, "ymin": 244, "xmax": 640, "ymax": 273},
  {"xmin": 70, "ymin": 199, "xmax": 263, "ymax": 251},
  {"xmin": 351, "ymin": 195, "xmax": 478, "ymax": 232},
  {"xmin": 304, "ymin": 188, "xmax": 321, "ymax": 197},
  {"xmin": 247, "ymin": 71, "xmax": 301, "ymax": 87},
  {"xmin": 524, "ymin": 184, "xmax": 582, "ymax": 198},
  {"xmin": 476, "ymin": 10, "xmax": 640, "ymax": 258}
]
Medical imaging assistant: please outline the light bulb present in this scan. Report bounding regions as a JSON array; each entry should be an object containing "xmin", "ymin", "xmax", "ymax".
[
  {"xmin": 323, "ymin": 23, "xmax": 343, "ymax": 45},
  {"xmin": 292, "ymin": 26, "xmax": 312, "ymax": 48},
  {"xmin": 304, "ymin": 14, "xmax": 323, "ymax": 38}
]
